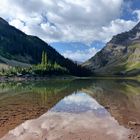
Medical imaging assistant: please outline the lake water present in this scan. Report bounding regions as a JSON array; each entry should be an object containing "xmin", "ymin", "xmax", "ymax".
[{"xmin": 0, "ymin": 79, "xmax": 140, "ymax": 140}]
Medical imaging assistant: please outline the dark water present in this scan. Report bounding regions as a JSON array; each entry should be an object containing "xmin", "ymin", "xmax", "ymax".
[{"xmin": 0, "ymin": 79, "xmax": 140, "ymax": 139}]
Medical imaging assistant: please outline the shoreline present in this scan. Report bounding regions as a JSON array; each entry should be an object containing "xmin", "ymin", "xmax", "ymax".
[
  {"xmin": 0, "ymin": 75, "xmax": 77, "ymax": 82},
  {"xmin": 0, "ymin": 75, "xmax": 140, "ymax": 83}
]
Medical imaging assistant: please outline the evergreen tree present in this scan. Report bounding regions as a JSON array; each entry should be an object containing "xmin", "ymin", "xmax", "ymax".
[
  {"xmin": 41, "ymin": 51, "xmax": 45, "ymax": 66},
  {"xmin": 44, "ymin": 52, "xmax": 47, "ymax": 65},
  {"xmin": 41, "ymin": 51, "xmax": 47, "ymax": 65}
]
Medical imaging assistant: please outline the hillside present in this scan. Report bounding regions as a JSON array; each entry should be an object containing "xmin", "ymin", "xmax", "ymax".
[
  {"xmin": 0, "ymin": 17, "xmax": 90, "ymax": 76},
  {"xmin": 83, "ymin": 21, "xmax": 140, "ymax": 76}
]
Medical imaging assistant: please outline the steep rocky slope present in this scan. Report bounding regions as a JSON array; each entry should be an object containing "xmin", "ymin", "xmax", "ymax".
[{"xmin": 83, "ymin": 22, "xmax": 140, "ymax": 76}]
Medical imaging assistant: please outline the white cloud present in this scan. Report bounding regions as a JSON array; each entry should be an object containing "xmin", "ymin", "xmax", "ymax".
[
  {"xmin": 62, "ymin": 47, "xmax": 99, "ymax": 62},
  {"xmin": 1, "ymin": 0, "xmax": 138, "ymax": 44},
  {"xmin": 100, "ymin": 19, "xmax": 137, "ymax": 42},
  {"xmin": 62, "ymin": 92, "xmax": 104, "ymax": 110},
  {"xmin": 133, "ymin": 10, "xmax": 140, "ymax": 21},
  {"xmin": 0, "ymin": 0, "xmax": 140, "ymax": 62},
  {"xmin": 9, "ymin": 19, "xmax": 25, "ymax": 29}
]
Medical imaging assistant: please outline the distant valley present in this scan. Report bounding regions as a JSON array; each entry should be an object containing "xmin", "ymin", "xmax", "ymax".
[{"xmin": 0, "ymin": 16, "xmax": 140, "ymax": 77}]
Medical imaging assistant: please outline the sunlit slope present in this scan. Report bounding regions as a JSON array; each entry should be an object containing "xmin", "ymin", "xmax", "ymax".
[{"xmin": 83, "ymin": 22, "xmax": 140, "ymax": 76}]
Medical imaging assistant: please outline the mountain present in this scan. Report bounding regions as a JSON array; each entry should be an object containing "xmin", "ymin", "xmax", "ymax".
[
  {"xmin": 83, "ymin": 22, "xmax": 140, "ymax": 76},
  {"xmin": 0, "ymin": 17, "xmax": 89, "ymax": 76}
]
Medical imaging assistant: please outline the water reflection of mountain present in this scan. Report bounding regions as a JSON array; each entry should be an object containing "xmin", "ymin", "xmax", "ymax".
[
  {"xmin": 0, "ymin": 79, "xmax": 140, "ymax": 138},
  {"xmin": 83, "ymin": 80, "xmax": 140, "ymax": 128},
  {"xmin": 0, "ymin": 79, "xmax": 92, "ymax": 137}
]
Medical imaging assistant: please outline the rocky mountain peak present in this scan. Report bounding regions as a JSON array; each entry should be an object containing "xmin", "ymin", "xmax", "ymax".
[
  {"xmin": 133, "ymin": 21, "xmax": 140, "ymax": 31},
  {"xmin": 108, "ymin": 21, "xmax": 140, "ymax": 46},
  {"xmin": 83, "ymin": 21, "xmax": 140, "ymax": 76}
]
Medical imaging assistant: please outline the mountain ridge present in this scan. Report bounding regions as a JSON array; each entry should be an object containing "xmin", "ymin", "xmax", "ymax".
[
  {"xmin": 83, "ymin": 21, "xmax": 140, "ymax": 76},
  {"xmin": 0, "ymin": 17, "xmax": 90, "ymax": 76}
]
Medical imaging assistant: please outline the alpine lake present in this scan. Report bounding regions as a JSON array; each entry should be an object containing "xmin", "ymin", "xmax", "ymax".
[{"xmin": 0, "ymin": 78, "xmax": 140, "ymax": 140}]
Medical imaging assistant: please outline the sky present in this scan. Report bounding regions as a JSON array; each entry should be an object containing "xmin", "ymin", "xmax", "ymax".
[{"xmin": 0, "ymin": 0, "xmax": 140, "ymax": 62}]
